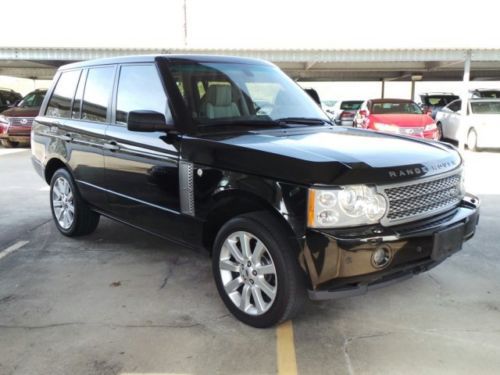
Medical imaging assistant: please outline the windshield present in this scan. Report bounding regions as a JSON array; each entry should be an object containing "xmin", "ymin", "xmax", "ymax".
[
  {"xmin": 471, "ymin": 101, "xmax": 500, "ymax": 114},
  {"xmin": 18, "ymin": 91, "xmax": 46, "ymax": 108},
  {"xmin": 169, "ymin": 61, "xmax": 329, "ymax": 128},
  {"xmin": 475, "ymin": 90, "xmax": 500, "ymax": 98},
  {"xmin": 340, "ymin": 101, "xmax": 362, "ymax": 110},
  {"xmin": 371, "ymin": 101, "xmax": 423, "ymax": 115}
]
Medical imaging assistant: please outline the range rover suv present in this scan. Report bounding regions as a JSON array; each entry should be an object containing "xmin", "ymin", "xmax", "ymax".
[{"xmin": 31, "ymin": 55, "xmax": 479, "ymax": 327}]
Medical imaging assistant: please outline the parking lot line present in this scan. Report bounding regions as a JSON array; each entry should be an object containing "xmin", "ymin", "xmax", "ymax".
[
  {"xmin": 276, "ymin": 320, "xmax": 298, "ymax": 375},
  {"xmin": 0, "ymin": 240, "xmax": 29, "ymax": 261}
]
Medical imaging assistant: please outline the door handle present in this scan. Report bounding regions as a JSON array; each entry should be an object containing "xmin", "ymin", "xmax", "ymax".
[
  {"xmin": 103, "ymin": 141, "xmax": 120, "ymax": 151},
  {"xmin": 60, "ymin": 133, "xmax": 72, "ymax": 142}
]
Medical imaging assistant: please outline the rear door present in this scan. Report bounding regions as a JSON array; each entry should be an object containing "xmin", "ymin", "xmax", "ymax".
[
  {"xmin": 103, "ymin": 63, "xmax": 183, "ymax": 239},
  {"xmin": 41, "ymin": 67, "xmax": 115, "ymax": 209}
]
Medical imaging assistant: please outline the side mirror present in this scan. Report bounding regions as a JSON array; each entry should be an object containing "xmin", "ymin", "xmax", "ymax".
[{"xmin": 127, "ymin": 110, "xmax": 173, "ymax": 132}]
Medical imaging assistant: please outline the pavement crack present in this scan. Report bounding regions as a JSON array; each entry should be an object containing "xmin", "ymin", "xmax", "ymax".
[
  {"xmin": 342, "ymin": 331, "xmax": 393, "ymax": 375},
  {"xmin": 159, "ymin": 255, "xmax": 180, "ymax": 290}
]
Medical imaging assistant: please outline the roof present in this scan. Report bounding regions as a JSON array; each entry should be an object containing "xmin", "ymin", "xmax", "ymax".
[
  {"xmin": 60, "ymin": 54, "xmax": 271, "ymax": 71},
  {"xmin": 369, "ymin": 98, "xmax": 416, "ymax": 103}
]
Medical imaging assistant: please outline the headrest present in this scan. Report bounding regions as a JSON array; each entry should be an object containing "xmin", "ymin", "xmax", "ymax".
[{"xmin": 207, "ymin": 84, "xmax": 233, "ymax": 106}]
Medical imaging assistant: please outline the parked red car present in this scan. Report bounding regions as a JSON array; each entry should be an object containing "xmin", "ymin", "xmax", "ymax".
[
  {"xmin": 353, "ymin": 98, "xmax": 439, "ymax": 140},
  {"xmin": 0, "ymin": 89, "xmax": 46, "ymax": 147}
]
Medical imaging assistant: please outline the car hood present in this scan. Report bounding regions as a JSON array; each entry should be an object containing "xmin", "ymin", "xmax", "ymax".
[
  {"xmin": 1, "ymin": 106, "xmax": 40, "ymax": 117},
  {"xmin": 370, "ymin": 114, "xmax": 434, "ymax": 127},
  {"xmin": 181, "ymin": 126, "xmax": 461, "ymax": 185}
]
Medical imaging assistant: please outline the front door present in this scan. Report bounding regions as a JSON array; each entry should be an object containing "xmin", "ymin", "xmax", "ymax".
[{"xmin": 103, "ymin": 63, "xmax": 184, "ymax": 240}]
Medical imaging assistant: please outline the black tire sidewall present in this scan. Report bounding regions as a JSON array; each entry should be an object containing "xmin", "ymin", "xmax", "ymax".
[
  {"xmin": 212, "ymin": 213, "xmax": 302, "ymax": 328},
  {"xmin": 50, "ymin": 169, "xmax": 79, "ymax": 236}
]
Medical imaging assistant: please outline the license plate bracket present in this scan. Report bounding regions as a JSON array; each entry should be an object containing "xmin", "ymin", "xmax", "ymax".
[{"xmin": 432, "ymin": 224, "xmax": 465, "ymax": 261}]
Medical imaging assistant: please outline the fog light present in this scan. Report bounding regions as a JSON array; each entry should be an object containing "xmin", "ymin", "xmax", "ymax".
[{"xmin": 371, "ymin": 246, "xmax": 391, "ymax": 268}]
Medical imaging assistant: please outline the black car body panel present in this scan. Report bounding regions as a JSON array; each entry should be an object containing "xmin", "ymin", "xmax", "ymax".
[{"xmin": 31, "ymin": 54, "xmax": 479, "ymax": 300}]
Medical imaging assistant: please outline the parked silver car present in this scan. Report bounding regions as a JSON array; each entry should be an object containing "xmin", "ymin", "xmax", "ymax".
[{"xmin": 435, "ymin": 98, "xmax": 500, "ymax": 151}]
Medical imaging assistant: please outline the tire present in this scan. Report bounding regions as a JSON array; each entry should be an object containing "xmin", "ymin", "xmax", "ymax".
[
  {"xmin": 50, "ymin": 168, "xmax": 100, "ymax": 236},
  {"xmin": 467, "ymin": 129, "xmax": 480, "ymax": 152},
  {"xmin": 1, "ymin": 140, "xmax": 19, "ymax": 148},
  {"xmin": 436, "ymin": 122, "xmax": 443, "ymax": 140},
  {"xmin": 212, "ymin": 211, "xmax": 306, "ymax": 328}
]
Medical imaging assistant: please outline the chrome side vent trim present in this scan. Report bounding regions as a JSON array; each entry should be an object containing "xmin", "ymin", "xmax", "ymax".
[{"xmin": 179, "ymin": 161, "xmax": 195, "ymax": 216}]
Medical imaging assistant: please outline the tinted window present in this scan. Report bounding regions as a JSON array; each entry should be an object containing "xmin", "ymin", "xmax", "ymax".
[
  {"xmin": 471, "ymin": 101, "xmax": 500, "ymax": 114},
  {"xmin": 116, "ymin": 64, "xmax": 168, "ymax": 124},
  {"xmin": 340, "ymin": 101, "xmax": 362, "ymax": 110},
  {"xmin": 81, "ymin": 66, "xmax": 115, "ymax": 123},
  {"xmin": 19, "ymin": 91, "xmax": 46, "ymax": 108},
  {"xmin": 422, "ymin": 95, "xmax": 459, "ymax": 106},
  {"xmin": 447, "ymin": 100, "xmax": 462, "ymax": 112},
  {"xmin": 72, "ymin": 70, "xmax": 87, "ymax": 119},
  {"xmin": 46, "ymin": 70, "xmax": 81, "ymax": 118}
]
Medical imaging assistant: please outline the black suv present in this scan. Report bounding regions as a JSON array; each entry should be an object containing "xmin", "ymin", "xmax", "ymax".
[{"xmin": 32, "ymin": 55, "xmax": 479, "ymax": 327}]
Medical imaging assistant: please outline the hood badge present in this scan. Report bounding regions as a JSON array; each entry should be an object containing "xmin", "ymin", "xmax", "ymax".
[{"xmin": 388, "ymin": 160, "xmax": 457, "ymax": 178}]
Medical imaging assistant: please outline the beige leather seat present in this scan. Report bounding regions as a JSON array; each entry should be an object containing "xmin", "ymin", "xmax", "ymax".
[{"xmin": 204, "ymin": 84, "xmax": 241, "ymax": 119}]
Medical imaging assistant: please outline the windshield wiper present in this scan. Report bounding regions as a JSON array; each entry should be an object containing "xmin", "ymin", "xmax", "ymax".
[{"xmin": 274, "ymin": 117, "xmax": 332, "ymax": 126}]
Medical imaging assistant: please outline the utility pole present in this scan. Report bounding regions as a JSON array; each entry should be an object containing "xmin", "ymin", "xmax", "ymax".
[{"xmin": 183, "ymin": 0, "xmax": 188, "ymax": 47}]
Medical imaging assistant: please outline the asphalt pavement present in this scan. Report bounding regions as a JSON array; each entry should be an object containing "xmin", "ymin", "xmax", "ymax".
[{"xmin": 0, "ymin": 145, "xmax": 499, "ymax": 375}]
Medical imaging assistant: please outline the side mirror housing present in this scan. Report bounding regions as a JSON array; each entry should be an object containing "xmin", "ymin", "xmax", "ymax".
[{"xmin": 127, "ymin": 110, "xmax": 173, "ymax": 132}]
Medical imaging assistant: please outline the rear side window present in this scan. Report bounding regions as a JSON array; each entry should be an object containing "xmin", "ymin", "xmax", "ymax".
[
  {"xmin": 115, "ymin": 64, "xmax": 169, "ymax": 124},
  {"xmin": 46, "ymin": 70, "xmax": 81, "ymax": 118},
  {"xmin": 81, "ymin": 66, "xmax": 115, "ymax": 123}
]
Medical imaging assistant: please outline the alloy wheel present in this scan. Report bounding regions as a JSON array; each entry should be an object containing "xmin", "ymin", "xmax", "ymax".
[
  {"xmin": 218, "ymin": 231, "xmax": 278, "ymax": 315},
  {"xmin": 52, "ymin": 176, "xmax": 75, "ymax": 229}
]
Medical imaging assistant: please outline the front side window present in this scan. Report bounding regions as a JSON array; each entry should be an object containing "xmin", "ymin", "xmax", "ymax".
[
  {"xmin": 371, "ymin": 101, "xmax": 423, "ymax": 115},
  {"xmin": 81, "ymin": 66, "xmax": 115, "ymax": 123},
  {"xmin": 116, "ymin": 64, "xmax": 169, "ymax": 125},
  {"xmin": 447, "ymin": 100, "xmax": 462, "ymax": 112},
  {"xmin": 46, "ymin": 70, "xmax": 81, "ymax": 118},
  {"xmin": 169, "ymin": 61, "xmax": 329, "ymax": 129}
]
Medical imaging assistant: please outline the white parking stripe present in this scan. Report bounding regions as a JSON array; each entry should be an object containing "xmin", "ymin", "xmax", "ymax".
[
  {"xmin": 0, "ymin": 241, "xmax": 29, "ymax": 261},
  {"xmin": 0, "ymin": 149, "xmax": 27, "ymax": 156}
]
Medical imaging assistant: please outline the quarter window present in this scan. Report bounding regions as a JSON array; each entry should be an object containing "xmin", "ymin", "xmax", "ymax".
[
  {"xmin": 116, "ymin": 64, "xmax": 169, "ymax": 124},
  {"xmin": 46, "ymin": 70, "xmax": 81, "ymax": 118},
  {"xmin": 81, "ymin": 67, "xmax": 115, "ymax": 123}
]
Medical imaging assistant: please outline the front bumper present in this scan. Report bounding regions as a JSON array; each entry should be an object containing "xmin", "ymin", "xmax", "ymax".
[{"xmin": 302, "ymin": 194, "xmax": 479, "ymax": 300}]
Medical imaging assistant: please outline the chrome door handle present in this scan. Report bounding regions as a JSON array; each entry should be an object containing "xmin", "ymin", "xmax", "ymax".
[
  {"xmin": 103, "ymin": 142, "xmax": 120, "ymax": 151},
  {"xmin": 60, "ymin": 134, "xmax": 72, "ymax": 142}
]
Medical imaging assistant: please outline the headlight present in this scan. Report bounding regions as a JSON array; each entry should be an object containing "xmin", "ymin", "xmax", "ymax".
[
  {"xmin": 0, "ymin": 115, "xmax": 10, "ymax": 125},
  {"xmin": 373, "ymin": 122, "xmax": 400, "ymax": 134},
  {"xmin": 424, "ymin": 123, "xmax": 437, "ymax": 131},
  {"xmin": 308, "ymin": 185, "xmax": 388, "ymax": 228}
]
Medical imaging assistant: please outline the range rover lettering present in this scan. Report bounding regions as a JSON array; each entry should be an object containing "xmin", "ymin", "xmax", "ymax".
[{"xmin": 31, "ymin": 55, "xmax": 480, "ymax": 328}]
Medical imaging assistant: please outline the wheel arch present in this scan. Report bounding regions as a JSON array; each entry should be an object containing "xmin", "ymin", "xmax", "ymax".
[
  {"xmin": 202, "ymin": 189, "xmax": 301, "ymax": 255},
  {"xmin": 44, "ymin": 157, "xmax": 70, "ymax": 184}
]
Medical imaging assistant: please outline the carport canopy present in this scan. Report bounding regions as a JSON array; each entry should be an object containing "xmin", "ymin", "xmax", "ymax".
[{"xmin": 1, "ymin": 47, "xmax": 500, "ymax": 82}]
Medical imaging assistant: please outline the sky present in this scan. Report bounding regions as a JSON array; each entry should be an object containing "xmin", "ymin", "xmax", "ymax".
[
  {"xmin": 2, "ymin": 0, "xmax": 500, "ymax": 97},
  {"xmin": 1, "ymin": 0, "xmax": 499, "ymax": 49}
]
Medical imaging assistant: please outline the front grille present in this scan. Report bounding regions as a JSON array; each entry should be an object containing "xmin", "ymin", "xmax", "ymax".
[
  {"xmin": 9, "ymin": 117, "xmax": 34, "ymax": 127},
  {"xmin": 383, "ymin": 173, "xmax": 462, "ymax": 224}
]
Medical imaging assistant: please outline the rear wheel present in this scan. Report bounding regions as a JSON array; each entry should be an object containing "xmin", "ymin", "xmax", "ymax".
[
  {"xmin": 212, "ymin": 212, "xmax": 305, "ymax": 328},
  {"xmin": 1, "ymin": 140, "xmax": 19, "ymax": 148},
  {"xmin": 50, "ymin": 168, "xmax": 100, "ymax": 236},
  {"xmin": 467, "ymin": 129, "xmax": 480, "ymax": 152}
]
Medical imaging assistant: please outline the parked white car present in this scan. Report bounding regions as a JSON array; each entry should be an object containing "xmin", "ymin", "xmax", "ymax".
[
  {"xmin": 329, "ymin": 100, "xmax": 363, "ymax": 126},
  {"xmin": 435, "ymin": 98, "xmax": 500, "ymax": 151}
]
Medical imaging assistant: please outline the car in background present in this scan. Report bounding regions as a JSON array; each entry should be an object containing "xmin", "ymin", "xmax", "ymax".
[
  {"xmin": 0, "ymin": 89, "xmax": 47, "ymax": 147},
  {"xmin": 0, "ymin": 88, "xmax": 23, "ymax": 113},
  {"xmin": 320, "ymin": 99, "xmax": 337, "ymax": 115},
  {"xmin": 354, "ymin": 98, "xmax": 439, "ymax": 140},
  {"xmin": 469, "ymin": 89, "xmax": 500, "ymax": 99},
  {"xmin": 435, "ymin": 98, "xmax": 500, "ymax": 151},
  {"xmin": 329, "ymin": 100, "xmax": 363, "ymax": 126},
  {"xmin": 416, "ymin": 92, "xmax": 459, "ymax": 119}
]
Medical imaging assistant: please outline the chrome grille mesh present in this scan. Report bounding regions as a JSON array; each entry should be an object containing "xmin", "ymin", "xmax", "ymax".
[
  {"xmin": 383, "ymin": 174, "xmax": 461, "ymax": 223},
  {"xmin": 9, "ymin": 117, "xmax": 34, "ymax": 126}
]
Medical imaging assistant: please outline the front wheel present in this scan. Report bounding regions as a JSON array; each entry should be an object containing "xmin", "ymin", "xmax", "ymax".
[
  {"xmin": 467, "ymin": 129, "xmax": 480, "ymax": 152},
  {"xmin": 212, "ymin": 212, "xmax": 305, "ymax": 328},
  {"xmin": 50, "ymin": 168, "xmax": 100, "ymax": 236}
]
